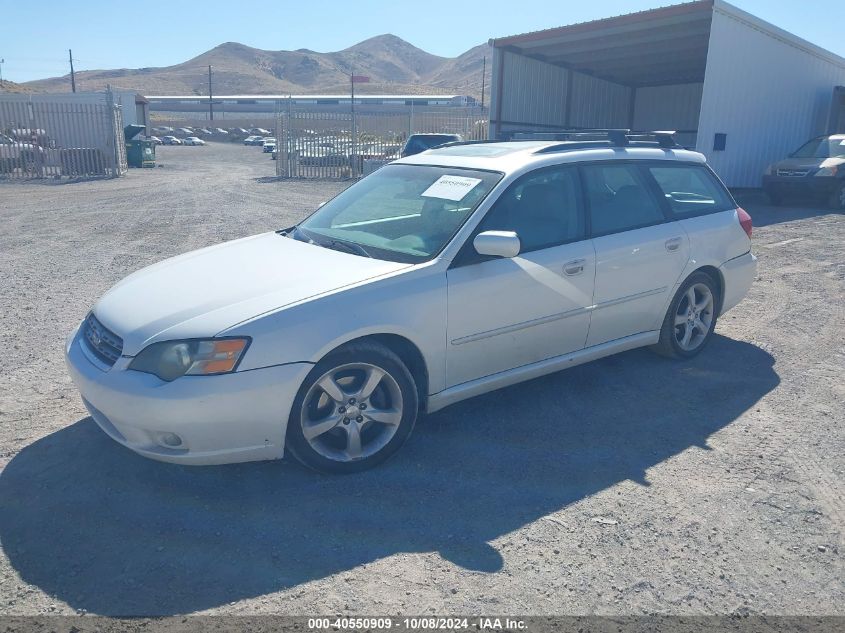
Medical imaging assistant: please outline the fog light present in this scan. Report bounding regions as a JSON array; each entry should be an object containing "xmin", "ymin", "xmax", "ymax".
[{"xmin": 160, "ymin": 433, "xmax": 183, "ymax": 447}]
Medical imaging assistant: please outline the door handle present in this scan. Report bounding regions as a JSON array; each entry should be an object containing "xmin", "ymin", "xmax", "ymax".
[
  {"xmin": 665, "ymin": 237, "xmax": 682, "ymax": 252},
  {"xmin": 563, "ymin": 259, "xmax": 585, "ymax": 275}
]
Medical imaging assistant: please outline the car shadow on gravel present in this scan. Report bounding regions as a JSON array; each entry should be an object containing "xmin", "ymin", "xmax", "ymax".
[
  {"xmin": 750, "ymin": 204, "xmax": 844, "ymax": 227},
  {"xmin": 0, "ymin": 335, "xmax": 778, "ymax": 615}
]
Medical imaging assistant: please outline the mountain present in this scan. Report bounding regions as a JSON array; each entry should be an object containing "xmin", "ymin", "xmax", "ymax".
[
  {"xmin": 0, "ymin": 80, "xmax": 32, "ymax": 94},
  {"xmin": 21, "ymin": 35, "xmax": 491, "ymax": 100}
]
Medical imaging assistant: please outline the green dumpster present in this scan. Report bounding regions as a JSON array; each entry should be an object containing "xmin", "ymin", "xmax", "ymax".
[{"xmin": 124, "ymin": 124, "xmax": 155, "ymax": 168}]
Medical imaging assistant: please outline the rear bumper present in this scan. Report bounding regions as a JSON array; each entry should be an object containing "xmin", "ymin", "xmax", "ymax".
[
  {"xmin": 762, "ymin": 175, "xmax": 840, "ymax": 198},
  {"xmin": 719, "ymin": 251, "xmax": 757, "ymax": 315},
  {"xmin": 65, "ymin": 324, "xmax": 313, "ymax": 465}
]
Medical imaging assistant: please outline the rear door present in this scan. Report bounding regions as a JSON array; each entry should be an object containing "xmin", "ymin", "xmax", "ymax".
[
  {"xmin": 583, "ymin": 162, "xmax": 690, "ymax": 347},
  {"xmin": 646, "ymin": 163, "xmax": 749, "ymax": 266}
]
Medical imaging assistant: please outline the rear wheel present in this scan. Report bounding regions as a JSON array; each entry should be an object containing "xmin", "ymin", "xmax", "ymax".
[
  {"xmin": 652, "ymin": 273, "xmax": 719, "ymax": 359},
  {"xmin": 286, "ymin": 342, "xmax": 418, "ymax": 474}
]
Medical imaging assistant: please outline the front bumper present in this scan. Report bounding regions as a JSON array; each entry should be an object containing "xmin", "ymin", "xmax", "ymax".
[
  {"xmin": 719, "ymin": 251, "xmax": 757, "ymax": 316},
  {"xmin": 65, "ymin": 325, "xmax": 312, "ymax": 465},
  {"xmin": 762, "ymin": 175, "xmax": 841, "ymax": 198}
]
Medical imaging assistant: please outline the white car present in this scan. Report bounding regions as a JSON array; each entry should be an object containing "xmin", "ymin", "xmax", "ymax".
[
  {"xmin": 65, "ymin": 131, "xmax": 757, "ymax": 473},
  {"xmin": 262, "ymin": 139, "xmax": 277, "ymax": 153},
  {"xmin": 161, "ymin": 136, "xmax": 182, "ymax": 145},
  {"xmin": 182, "ymin": 137, "xmax": 206, "ymax": 146}
]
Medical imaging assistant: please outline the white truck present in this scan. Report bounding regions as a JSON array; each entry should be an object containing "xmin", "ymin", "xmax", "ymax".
[{"xmin": 0, "ymin": 133, "xmax": 44, "ymax": 174}]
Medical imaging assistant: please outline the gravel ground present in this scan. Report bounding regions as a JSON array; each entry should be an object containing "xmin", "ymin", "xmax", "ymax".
[{"xmin": 0, "ymin": 143, "xmax": 842, "ymax": 617}]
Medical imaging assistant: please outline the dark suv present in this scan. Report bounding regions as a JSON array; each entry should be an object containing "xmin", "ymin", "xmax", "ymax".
[
  {"xmin": 762, "ymin": 134, "xmax": 845, "ymax": 209},
  {"xmin": 400, "ymin": 133, "xmax": 462, "ymax": 157}
]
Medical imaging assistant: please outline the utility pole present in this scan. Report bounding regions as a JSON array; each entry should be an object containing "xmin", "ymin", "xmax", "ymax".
[
  {"xmin": 350, "ymin": 70, "xmax": 356, "ymax": 178},
  {"xmin": 208, "ymin": 65, "xmax": 214, "ymax": 121},
  {"xmin": 0, "ymin": 59, "xmax": 4, "ymax": 89},
  {"xmin": 68, "ymin": 49, "xmax": 76, "ymax": 93},
  {"xmin": 480, "ymin": 55, "xmax": 486, "ymax": 109}
]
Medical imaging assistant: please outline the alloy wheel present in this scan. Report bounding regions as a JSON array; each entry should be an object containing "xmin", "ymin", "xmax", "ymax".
[
  {"xmin": 673, "ymin": 283, "xmax": 714, "ymax": 352},
  {"xmin": 300, "ymin": 362, "xmax": 403, "ymax": 462}
]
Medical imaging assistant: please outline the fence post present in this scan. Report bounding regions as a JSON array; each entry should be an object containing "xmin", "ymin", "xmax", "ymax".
[
  {"xmin": 105, "ymin": 88, "xmax": 120, "ymax": 176},
  {"xmin": 287, "ymin": 95, "xmax": 294, "ymax": 178}
]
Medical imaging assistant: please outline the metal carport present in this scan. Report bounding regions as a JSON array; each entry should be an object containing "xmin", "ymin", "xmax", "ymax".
[{"xmin": 488, "ymin": 0, "xmax": 845, "ymax": 186}]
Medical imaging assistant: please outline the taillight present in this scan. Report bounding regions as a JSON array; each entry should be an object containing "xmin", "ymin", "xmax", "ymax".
[{"xmin": 737, "ymin": 207, "xmax": 753, "ymax": 239}]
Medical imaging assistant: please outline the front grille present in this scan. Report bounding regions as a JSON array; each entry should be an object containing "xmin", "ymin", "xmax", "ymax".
[
  {"xmin": 776, "ymin": 168, "xmax": 810, "ymax": 177},
  {"xmin": 82, "ymin": 313, "xmax": 123, "ymax": 367}
]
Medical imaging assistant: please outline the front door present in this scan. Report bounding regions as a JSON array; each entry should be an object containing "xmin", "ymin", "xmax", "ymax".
[{"xmin": 446, "ymin": 165, "xmax": 595, "ymax": 387}]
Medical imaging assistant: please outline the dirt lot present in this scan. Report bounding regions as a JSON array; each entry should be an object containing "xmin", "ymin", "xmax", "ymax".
[{"xmin": 0, "ymin": 143, "xmax": 842, "ymax": 617}]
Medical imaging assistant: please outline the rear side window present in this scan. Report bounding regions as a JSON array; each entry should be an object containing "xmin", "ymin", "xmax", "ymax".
[
  {"xmin": 648, "ymin": 165, "xmax": 735, "ymax": 216},
  {"xmin": 581, "ymin": 164, "xmax": 665, "ymax": 236}
]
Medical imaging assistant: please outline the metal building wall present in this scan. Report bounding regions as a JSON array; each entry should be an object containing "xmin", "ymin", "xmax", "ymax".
[
  {"xmin": 568, "ymin": 72, "xmax": 631, "ymax": 129},
  {"xmin": 697, "ymin": 1, "xmax": 845, "ymax": 187},
  {"xmin": 492, "ymin": 50, "xmax": 569, "ymax": 136},
  {"xmin": 490, "ymin": 49, "xmax": 630, "ymax": 137},
  {"xmin": 633, "ymin": 83, "xmax": 703, "ymax": 148}
]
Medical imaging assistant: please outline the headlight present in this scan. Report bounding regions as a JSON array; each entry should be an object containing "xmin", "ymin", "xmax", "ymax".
[
  {"xmin": 815, "ymin": 166, "xmax": 838, "ymax": 177},
  {"xmin": 129, "ymin": 338, "xmax": 250, "ymax": 381}
]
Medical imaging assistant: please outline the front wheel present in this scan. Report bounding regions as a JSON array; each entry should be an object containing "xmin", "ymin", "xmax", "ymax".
[
  {"xmin": 830, "ymin": 182, "xmax": 845, "ymax": 210},
  {"xmin": 652, "ymin": 273, "xmax": 719, "ymax": 359},
  {"xmin": 285, "ymin": 342, "xmax": 418, "ymax": 474},
  {"xmin": 765, "ymin": 188, "xmax": 784, "ymax": 206}
]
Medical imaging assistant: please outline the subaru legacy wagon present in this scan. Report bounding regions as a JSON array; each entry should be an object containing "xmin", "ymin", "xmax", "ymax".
[{"xmin": 66, "ymin": 131, "xmax": 757, "ymax": 473}]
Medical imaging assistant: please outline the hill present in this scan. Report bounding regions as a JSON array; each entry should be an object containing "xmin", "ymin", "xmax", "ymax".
[
  {"xmin": 22, "ymin": 35, "xmax": 490, "ymax": 100},
  {"xmin": 0, "ymin": 80, "xmax": 32, "ymax": 94}
]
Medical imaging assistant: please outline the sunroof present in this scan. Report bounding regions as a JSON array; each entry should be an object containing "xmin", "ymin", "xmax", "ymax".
[{"xmin": 427, "ymin": 142, "xmax": 548, "ymax": 157}]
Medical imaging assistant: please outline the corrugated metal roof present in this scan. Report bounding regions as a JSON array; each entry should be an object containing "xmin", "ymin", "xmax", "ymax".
[
  {"xmin": 489, "ymin": 1, "xmax": 714, "ymax": 86},
  {"xmin": 489, "ymin": 1, "xmax": 713, "ymax": 48}
]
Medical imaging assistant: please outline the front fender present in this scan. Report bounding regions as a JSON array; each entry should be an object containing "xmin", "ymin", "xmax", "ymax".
[{"xmin": 224, "ymin": 266, "xmax": 448, "ymax": 394}]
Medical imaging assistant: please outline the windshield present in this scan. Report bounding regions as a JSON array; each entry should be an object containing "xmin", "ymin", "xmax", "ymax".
[
  {"xmin": 791, "ymin": 137, "xmax": 845, "ymax": 159},
  {"xmin": 294, "ymin": 164, "xmax": 502, "ymax": 263}
]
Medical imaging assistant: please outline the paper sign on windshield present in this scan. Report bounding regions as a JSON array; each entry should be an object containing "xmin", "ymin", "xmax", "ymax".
[{"xmin": 421, "ymin": 175, "xmax": 482, "ymax": 201}]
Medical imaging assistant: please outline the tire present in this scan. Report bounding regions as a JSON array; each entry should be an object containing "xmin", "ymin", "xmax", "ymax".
[
  {"xmin": 285, "ymin": 341, "xmax": 419, "ymax": 474},
  {"xmin": 652, "ymin": 272, "xmax": 719, "ymax": 359},
  {"xmin": 829, "ymin": 182, "xmax": 845, "ymax": 210},
  {"xmin": 765, "ymin": 188, "xmax": 784, "ymax": 206}
]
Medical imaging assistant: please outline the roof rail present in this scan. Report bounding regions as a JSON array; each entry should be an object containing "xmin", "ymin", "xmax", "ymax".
[
  {"xmin": 435, "ymin": 139, "xmax": 510, "ymax": 149},
  {"xmin": 509, "ymin": 129, "xmax": 680, "ymax": 150}
]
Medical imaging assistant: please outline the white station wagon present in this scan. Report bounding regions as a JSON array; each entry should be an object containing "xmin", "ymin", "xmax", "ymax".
[{"xmin": 66, "ymin": 131, "xmax": 757, "ymax": 473}]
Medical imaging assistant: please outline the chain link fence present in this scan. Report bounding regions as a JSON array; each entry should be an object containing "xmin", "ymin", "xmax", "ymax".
[
  {"xmin": 275, "ymin": 106, "xmax": 488, "ymax": 179},
  {"xmin": 0, "ymin": 91, "xmax": 127, "ymax": 180}
]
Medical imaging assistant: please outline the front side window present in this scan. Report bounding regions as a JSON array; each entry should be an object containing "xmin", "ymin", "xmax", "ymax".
[
  {"xmin": 581, "ymin": 164, "xmax": 665, "ymax": 236},
  {"xmin": 295, "ymin": 164, "xmax": 502, "ymax": 263},
  {"xmin": 648, "ymin": 164, "xmax": 735, "ymax": 216},
  {"xmin": 475, "ymin": 165, "xmax": 584, "ymax": 253}
]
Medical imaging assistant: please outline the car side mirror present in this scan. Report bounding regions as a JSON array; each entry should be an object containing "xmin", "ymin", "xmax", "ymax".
[{"xmin": 473, "ymin": 230, "xmax": 520, "ymax": 258}]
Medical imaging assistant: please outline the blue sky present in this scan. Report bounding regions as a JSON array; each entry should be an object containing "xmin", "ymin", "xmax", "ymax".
[{"xmin": 1, "ymin": 0, "xmax": 842, "ymax": 83}]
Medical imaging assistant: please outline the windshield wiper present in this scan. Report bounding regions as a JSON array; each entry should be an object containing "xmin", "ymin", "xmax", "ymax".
[
  {"xmin": 325, "ymin": 239, "xmax": 373, "ymax": 258},
  {"xmin": 286, "ymin": 225, "xmax": 373, "ymax": 258}
]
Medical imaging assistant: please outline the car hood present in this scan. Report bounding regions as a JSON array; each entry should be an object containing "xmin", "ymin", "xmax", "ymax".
[
  {"xmin": 93, "ymin": 232, "xmax": 410, "ymax": 355},
  {"xmin": 774, "ymin": 156, "xmax": 845, "ymax": 171}
]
